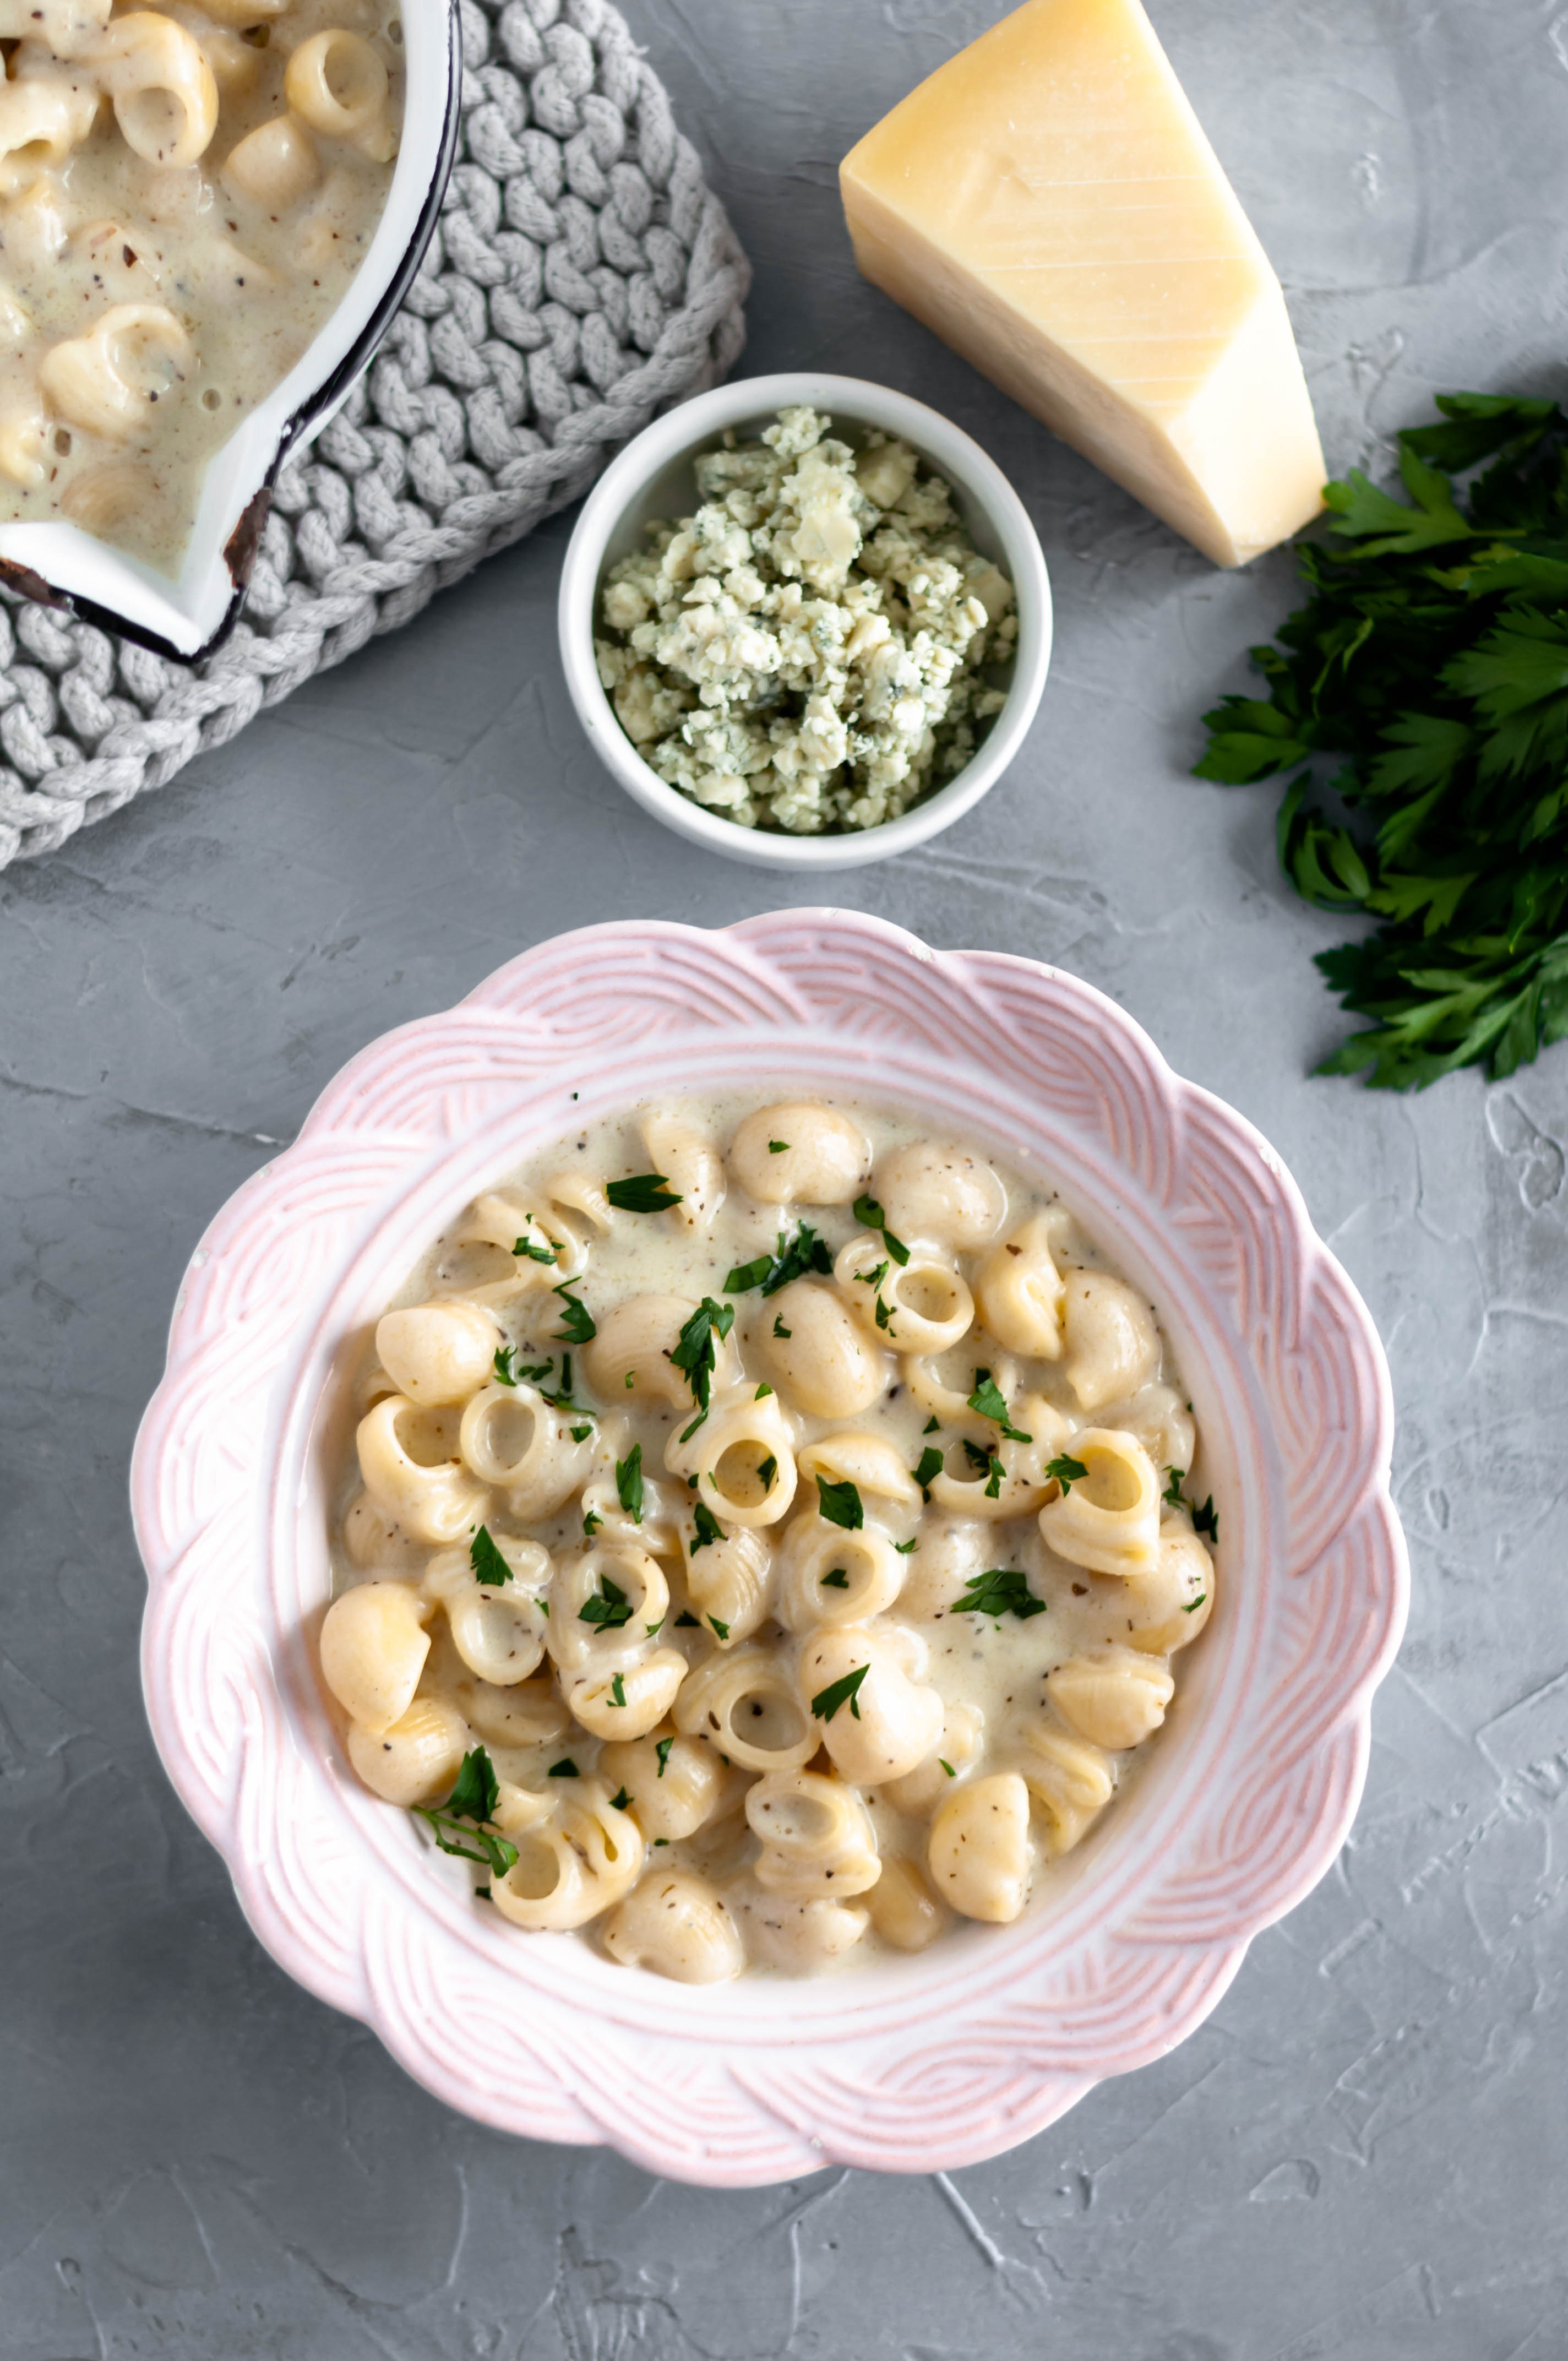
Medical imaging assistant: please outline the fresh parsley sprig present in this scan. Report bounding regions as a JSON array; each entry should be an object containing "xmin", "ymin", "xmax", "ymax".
[
  {"xmin": 1198, "ymin": 391, "xmax": 1568, "ymax": 1087},
  {"xmin": 552, "ymin": 1283, "xmax": 596, "ymax": 1344}
]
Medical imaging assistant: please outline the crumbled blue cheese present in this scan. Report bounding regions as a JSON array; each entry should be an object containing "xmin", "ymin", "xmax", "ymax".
[{"xmin": 594, "ymin": 406, "xmax": 1017, "ymax": 834}]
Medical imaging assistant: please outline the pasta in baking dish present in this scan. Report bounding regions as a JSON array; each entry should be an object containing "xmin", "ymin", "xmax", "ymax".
[
  {"xmin": 321, "ymin": 1094, "xmax": 1218, "ymax": 1981},
  {"xmin": 0, "ymin": 0, "xmax": 401, "ymax": 570}
]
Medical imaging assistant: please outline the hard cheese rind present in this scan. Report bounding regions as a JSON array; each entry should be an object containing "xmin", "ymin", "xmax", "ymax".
[{"xmin": 839, "ymin": 0, "xmax": 1326, "ymax": 567}]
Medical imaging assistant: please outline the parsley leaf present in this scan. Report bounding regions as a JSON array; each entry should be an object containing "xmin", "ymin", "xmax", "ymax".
[
  {"xmin": 492, "ymin": 1345, "xmax": 520, "ymax": 1387},
  {"xmin": 608, "ymin": 1672, "xmax": 627, "ymax": 1707},
  {"xmin": 707, "ymin": 1614, "xmax": 730, "ymax": 1640},
  {"xmin": 413, "ymin": 1745, "xmax": 519, "ymax": 1879},
  {"xmin": 725, "ymin": 1223, "xmax": 834, "ymax": 1296},
  {"xmin": 669, "ymin": 1295, "xmax": 735, "ymax": 1432},
  {"xmin": 655, "ymin": 1736, "xmax": 674, "ymax": 1775},
  {"xmin": 469, "ymin": 1526, "xmax": 511, "ymax": 1587},
  {"xmin": 820, "ymin": 1567, "xmax": 850, "ymax": 1588},
  {"xmin": 1182, "ymin": 1591, "xmax": 1209, "ymax": 1613},
  {"xmin": 1164, "ymin": 1465, "xmax": 1220, "ymax": 1543},
  {"xmin": 608, "ymin": 1786, "xmax": 632, "ymax": 1810},
  {"xmin": 949, "ymin": 1566, "xmax": 1047, "ymax": 1620},
  {"xmin": 967, "ymin": 1369, "xmax": 1033, "ymax": 1444},
  {"xmin": 811, "ymin": 1662, "xmax": 870, "ymax": 1722},
  {"xmin": 769, "ymin": 1138, "xmax": 789, "ymax": 1152},
  {"xmin": 772, "ymin": 1313, "xmax": 792, "ymax": 1339},
  {"xmin": 852, "ymin": 1193, "xmax": 911, "ymax": 1265},
  {"xmin": 939, "ymin": 1758, "xmax": 956, "ymax": 1777},
  {"xmin": 961, "ymin": 1437, "xmax": 992, "ymax": 1472},
  {"xmin": 547, "ymin": 1758, "xmax": 579, "ymax": 1778},
  {"xmin": 912, "ymin": 1445, "xmax": 944, "ymax": 1501},
  {"xmin": 815, "ymin": 1473, "xmax": 864, "ymax": 1530},
  {"xmin": 757, "ymin": 1453, "xmax": 778, "ymax": 1492},
  {"xmin": 922, "ymin": 1415, "xmax": 939, "ymax": 1434},
  {"xmin": 1197, "ymin": 390, "xmax": 1568, "ymax": 1087},
  {"xmin": 606, "ymin": 1173, "xmax": 684, "ymax": 1212},
  {"xmin": 894, "ymin": 1537, "xmax": 918, "ymax": 1554},
  {"xmin": 552, "ymin": 1283, "xmax": 596, "ymax": 1344},
  {"xmin": 674, "ymin": 1611, "xmax": 700, "ymax": 1628},
  {"xmin": 1046, "ymin": 1453, "xmax": 1090, "ymax": 1493},
  {"xmin": 691, "ymin": 1500, "xmax": 724, "ymax": 1551},
  {"xmin": 579, "ymin": 1575, "xmax": 634, "ymax": 1632},
  {"xmin": 582, "ymin": 1509, "xmax": 602, "ymax": 1537},
  {"xmin": 616, "ymin": 1443, "xmax": 644, "ymax": 1522},
  {"xmin": 512, "ymin": 1233, "xmax": 559, "ymax": 1265}
]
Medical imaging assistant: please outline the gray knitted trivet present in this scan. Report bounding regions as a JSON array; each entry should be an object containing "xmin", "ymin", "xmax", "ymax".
[{"xmin": 0, "ymin": 0, "xmax": 749, "ymax": 869}]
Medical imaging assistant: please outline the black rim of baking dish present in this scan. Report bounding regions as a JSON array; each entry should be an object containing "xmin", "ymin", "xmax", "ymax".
[{"xmin": 0, "ymin": 0, "xmax": 463, "ymax": 672}]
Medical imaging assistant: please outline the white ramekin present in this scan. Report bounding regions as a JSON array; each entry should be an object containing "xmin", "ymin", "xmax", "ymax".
[{"xmin": 557, "ymin": 371, "xmax": 1052, "ymax": 871}]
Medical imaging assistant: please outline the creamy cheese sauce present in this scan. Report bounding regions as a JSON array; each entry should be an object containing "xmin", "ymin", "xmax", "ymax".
[
  {"xmin": 323, "ymin": 1092, "xmax": 1217, "ymax": 1981},
  {"xmin": 0, "ymin": 0, "xmax": 401, "ymax": 573}
]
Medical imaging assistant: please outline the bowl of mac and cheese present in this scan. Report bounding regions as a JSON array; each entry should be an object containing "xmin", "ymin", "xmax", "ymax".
[
  {"xmin": 132, "ymin": 911, "xmax": 1406, "ymax": 2183},
  {"xmin": 0, "ymin": 0, "xmax": 458, "ymax": 658},
  {"xmin": 558, "ymin": 372, "xmax": 1053, "ymax": 869}
]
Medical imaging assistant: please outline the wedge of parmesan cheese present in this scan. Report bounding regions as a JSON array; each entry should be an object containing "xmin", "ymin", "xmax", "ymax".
[{"xmin": 839, "ymin": 0, "xmax": 1326, "ymax": 567}]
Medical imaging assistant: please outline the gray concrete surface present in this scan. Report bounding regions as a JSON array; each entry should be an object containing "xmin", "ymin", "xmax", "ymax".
[{"xmin": 4, "ymin": 1, "xmax": 1567, "ymax": 2352}]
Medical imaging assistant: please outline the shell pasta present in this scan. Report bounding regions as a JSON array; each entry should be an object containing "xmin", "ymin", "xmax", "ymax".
[
  {"xmin": 319, "ymin": 1093, "xmax": 1218, "ymax": 1980},
  {"xmin": 0, "ymin": 0, "xmax": 401, "ymax": 570}
]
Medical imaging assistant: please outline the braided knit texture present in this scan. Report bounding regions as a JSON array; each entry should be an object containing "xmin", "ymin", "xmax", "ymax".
[{"xmin": 0, "ymin": 0, "xmax": 750, "ymax": 869}]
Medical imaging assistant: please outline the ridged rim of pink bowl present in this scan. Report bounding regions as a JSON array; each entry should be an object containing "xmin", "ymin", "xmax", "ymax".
[{"xmin": 130, "ymin": 912, "xmax": 1408, "ymax": 2186}]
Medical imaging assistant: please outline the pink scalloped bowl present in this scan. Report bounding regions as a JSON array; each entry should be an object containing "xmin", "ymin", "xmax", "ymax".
[{"xmin": 130, "ymin": 912, "xmax": 1407, "ymax": 2185}]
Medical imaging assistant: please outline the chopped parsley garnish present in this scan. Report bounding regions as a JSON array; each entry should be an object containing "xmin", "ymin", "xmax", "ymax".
[
  {"xmin": 755, "ymin": 1382, "xmax": 774, "ymax": 1399},
  {"xmin": 922, "ymin": 1416, "xmax": 939, "ymax": 1434},
  {"xmin": 512, "ymin": 1233, "xmax": 559, "ymax": 1265},
  {"xmin": 570, "ymin": 1422, "xmax": 593, "ymax": 1442},
  {"xmin": 669, "ymin": 1295, "xmax": 735, "ymax": 1435},
  {"xmin": 811, "ymin": 1663, "xmax": 870, "ymax": 1722},
  {"xmin": 547, "ymin": 1758, "xmax": 579, "ymax": 1778},
  {"xmin": 912, "ymin": 1445, "xmax": 944, "ymax": 1501},
  {"xmin": 646, "ymin": 1616, "xmax": 664, "ymax": 1635},
  {"xmin": 1163, "ymin": 1464, "xmax": 1218, "ymax": 1540},
  {"xmin": 608, "ymin": 1786, "xmax": 632, "ymax": 1810},
  {"xmin": 674, "ymin": 1611, "xmax": 700, "ymax": 1628},
  {"xmin": 582, "ymin": 1509, "xmax": 602, "ymax": 1537},
  {"xmin": 655, "ymin": 1736, "xmax": 674, "ymax": 1775},
  {"xmin": 772, "ymin": 1313, "xmax": 792, "ymax": 1339},
  {"xmin": 606, "ymin": 1173, "xmax": 683, "ymax": 1212},
  {"xmin": 967, "ymin": 1369, "xmax": 1033, "ymax": 1444},
  {"xmin": 707, "ymin": 1614, "xmax": 730, "ymax": 1640},
  {"xmin": 815, "ymin": 1473, "xmax": 864, "ymax": 1530},
  {"xmin": 983, "ymin": 1453, "xmax": 1004, "ymax": 1499},
  {"xmin": 616, "ymin": 1443, "xmax": 644, "ymax": 1522},
  {"xmin": 950, "ymin": 1567, "xmax": 1047, "ymax": 1621},
  {"xmin": 691, "ymin": 1499, "xmax": 725, "ymax": 1551},
  {"xmin": 413, "ymin": 1745, "xmax": 519, "ymax": 1878},
  {"xmin": 579, "ymin": 1575, "xmax": 634, "ymax": 1631},
  {"xmin": 757, "ymin": 1454, "xmax": 778, "ymax": 1492},
  {"xmin": 820, "ymin": 1568, "xmax": 850, "ymax": 1588},
  {"xmin": 939, "ymin": 1759, "xmax": 956, "ymax": 1777},
  {"xmin": 852, "ymin": 1193, "xmax": 910, "ymax": 1265},
  {"xmin": 874, "ymin": 1293, "xmax": 896, "ymax": 1333},
  {"xmin": 469, "ymin": 1525, "xmax": 511, "ymax": 1586},
  {"xmin": 855, "ymin": 1258, "xmax": 890, "ymax": 1292},
  {"xmin": 552, "ymin": 1283, "xmax": 596, "ymax": 1344},
  {"xmin": 894, "ymin": 1537, "xmax": 918, "ymax": 1554},
  {"xmin": 724, "ymin": 1222, "xmax": 834, "ymax": 1297},
  {"xmin": 1046, "ymin": 1453, "xmax": 1090, "ymax": 1493},
  {"xmin": 1182, "ymin": 1592, "xmax": 1209, "ymax": 1613},
  {"xmin": 492, "ymin": 1345, "xmax": 520, "ymax": 1387},
  {"xmin": 768, "ymin": 1139, "xmax": 789, "ymax": 1152},
  {"xmin": 608, "ymin": 1672, "xmax": 627, "ymax": 1708}
]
